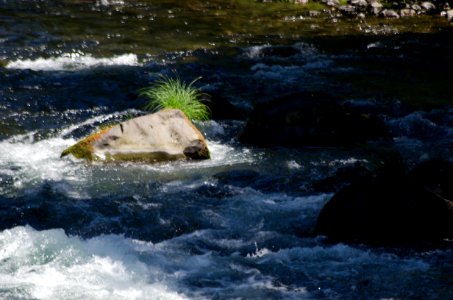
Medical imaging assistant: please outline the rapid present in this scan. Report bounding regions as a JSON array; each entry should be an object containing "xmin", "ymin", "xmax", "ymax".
[{"xmin": 1, "ymin": 1, "xmax": 452, "ymax": 299}]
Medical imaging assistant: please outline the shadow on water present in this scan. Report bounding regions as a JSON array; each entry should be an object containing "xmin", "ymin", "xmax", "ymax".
[
  {"xmin": 305, "ymin": 27, "xmax": 453, "ymax": 107},
  {"xmin": 0, "ymin": 180, "xmax": 207, "ymax": 242}
]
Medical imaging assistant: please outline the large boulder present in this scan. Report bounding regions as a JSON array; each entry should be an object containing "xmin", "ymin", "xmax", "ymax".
[
  {"xmin": 314, "ymin": 160, "xmax": 453, "ymax": 245},
  {"xmin": 61, "ymin": 109, "xmax": 210, "ymax": 162},
  {"xmin": 240, "ymin": 92, "xmax": 389, "ymax": 147}
]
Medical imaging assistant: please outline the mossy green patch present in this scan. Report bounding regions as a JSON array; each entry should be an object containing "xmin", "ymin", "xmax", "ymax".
[
  {"xmin": 61, "ymin": 127, "xmax": 113, "ymax": 160},
  {"xmin": 61, "ymin": 142, "xmax": 94, "ymax": 160}
]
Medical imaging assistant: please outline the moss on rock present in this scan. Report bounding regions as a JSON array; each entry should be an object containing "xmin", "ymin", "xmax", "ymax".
[
  {"xmin": 60, "ymin": 109, "xmax": 210, "ymax": 163},
  {"xmin": 60, "ymin": 127, "xmax": 113, "ymax": 160}
]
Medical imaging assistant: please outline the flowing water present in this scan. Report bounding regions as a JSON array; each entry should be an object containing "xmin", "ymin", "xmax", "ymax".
[{"xmin": 1, "ymin": 1, "xmax": 453, "ymax": 299}]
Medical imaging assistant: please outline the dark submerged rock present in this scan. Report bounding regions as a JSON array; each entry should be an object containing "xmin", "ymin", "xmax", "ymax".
[
  {"xmin": 240, "ymin": 92, "xmax": 389, "ymax": 147},
  {"xmin": 312, "ymin": 162, "xmax": 374, "ymax": 193},
  {"xmin": 257, "ymin": 45, "xmax": 301, "ymax": 58},
  {"xmin": 408, "ymin": 159, "xmax": 453, "ymax": 200},
  {"xmin": 314, "ymin": 159, "xmax": 453, "ymax": 245},
  {"xmin": 204, "ymin": 91, "xmax": 246, "ymax": 120}
]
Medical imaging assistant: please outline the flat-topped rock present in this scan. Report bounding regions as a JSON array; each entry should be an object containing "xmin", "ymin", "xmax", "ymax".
[{"xmin": 61, "ymin": 109, "xmax": 210, "ymax": 162}]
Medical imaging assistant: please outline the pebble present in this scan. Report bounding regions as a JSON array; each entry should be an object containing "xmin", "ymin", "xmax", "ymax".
[
  {"xmin": 339, "ymin": 5, "xmax": 358, "ymax": 16},
  {"xmin": 411, "ymin": 4, "xmax": 422, "ymax": 11},
  {"xmin": 380, "ymin": 9, "xmax": 400, "ymax": 18},
  {"xmin": 400, "ymin": 8, "xmax": 417, "ymax": 17},
  {"xmin": 308, "ymin": 10, "xmax": 322, "ymax": 17},
  {"xmin": 350, "ymin": 0, "xmax": 368, "ymax": 7},
  {"xmin": 447, "ymin": 9, "xmax": 453, "ymax": 21},
  {"xmin": 325, "ymin": 0, "xmax": 340, "ymax": 6},
  {"xmin": 369, "ymin": 0, "xmax": 383, "ymax": 15},
  {"xmin": 421, "ymin": 1, "xmax": 436, "ymax": 12}
]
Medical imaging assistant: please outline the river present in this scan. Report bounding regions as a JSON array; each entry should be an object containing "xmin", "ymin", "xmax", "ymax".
[{"xmin": 1, "ymin": 1, "xmax": 452, "ymax": 299}]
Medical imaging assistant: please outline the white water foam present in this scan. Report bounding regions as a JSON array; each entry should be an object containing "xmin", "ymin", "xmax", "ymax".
[
  {"xmin": 250, "ymin": 60, "xmax": 332, "ymax": 84},
  {"xmin": 243, "ymin": 42, "xmax": 318, "ymax": 60},
  {"xmin": 0, "ymin": 226, "xmax": 188, "ymax": 300},
  {"xmin": 245, "ymin": 243, "xmax": 431, "ymax": 299},
  {"xmin": 0, "ymin": 135, "xmax": 83, "ymax": 195},
  {"xmin": 0, "ymin": 194, "xmax": 447, "ymax": 299},
  {"xmin": 0, "ymin": 117, "xmax": 258, "ymax": 197},
  {"xmin": 5, "ymin": 53, "xmax": 140, "ymax": 71}
]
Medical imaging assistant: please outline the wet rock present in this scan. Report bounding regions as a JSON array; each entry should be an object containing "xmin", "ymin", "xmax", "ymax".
[
  {"xmin": 350, "ymin": 0, "xmax": 368, "ymax": 7},
  {"xmin": 408, "ymin": 159, "xmax": 453, "ymax": 200},
  {"xmin": 204, "ymin": 91, "xmax": 246, "ymax": 120},
  {"xmin": 411, "ymin": 4, "xmax": 422, "ymax": 12},
  {"xmin": 61, "ymin": 109, "xmax": 210, "ymax": 162},
  {"xmin": 339, "ymin": 5, "xmax": 358, "ymax": 16},
  {"xmin": 380, "ymin": 9, "xmax": 400, "ymax": 18},
  {"xmin": 391, "ymin": 1, "xmax": 406, "ymax": 9},
  {"xmin": 323, "ymin": 0, "xmax": 340, "ymax": 6},
  {"xmin": 421, "ymin": 1, "xmax": 436, "ymax": 13},
  {"xmin": 314, "ymin": 160, "xmax": 453, "ymax": 245},
  {"xmin": 239, "ymin": 92, "xmax": 389, "ymax": 147},
  {"xmin": 256, "ymin": 45, "xmax": 301, "ymax": 58},
  {"xmin": 446, "ymin": 9, "xmax": 453, "ymax": 21},
  {"xmin": 312, "ymin": 162, "xmax": 374, "ymax": 193},
  {"xmin": 400, "ymin": 8, "xmax": 417, "ymax": 17},
  {"xmin": 308, "ymin": 10, "xmax": 322, "ymax": 17},
  {"xmin": 369, "ymin": 0, "xmax": 383, "ymax": 14}
]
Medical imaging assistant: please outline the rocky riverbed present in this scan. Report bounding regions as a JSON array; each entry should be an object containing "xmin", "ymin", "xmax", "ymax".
[{"xmin": 265, "ymin": 0, "xmax": 453, "ymax": 21}]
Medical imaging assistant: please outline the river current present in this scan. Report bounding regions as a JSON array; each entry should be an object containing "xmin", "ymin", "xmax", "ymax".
[{"xmin": 1, "ymin": 1, "xmax": 452, "ymax": 299}]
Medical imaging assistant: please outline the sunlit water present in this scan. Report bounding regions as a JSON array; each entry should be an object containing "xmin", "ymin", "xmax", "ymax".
[{"xmin": 1, "ymin": 1, "xmax": 453, "ymax": 299}]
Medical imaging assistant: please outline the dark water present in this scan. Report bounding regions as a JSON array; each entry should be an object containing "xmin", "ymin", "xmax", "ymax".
[{"xmin": 1, "ymin": 1, "xmax": 452, "ymax": 299}]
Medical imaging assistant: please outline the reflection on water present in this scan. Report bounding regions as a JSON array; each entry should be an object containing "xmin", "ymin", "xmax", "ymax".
[{"xmin": 1, "ymin": 0, "xmax": 449, "ymax": 60}]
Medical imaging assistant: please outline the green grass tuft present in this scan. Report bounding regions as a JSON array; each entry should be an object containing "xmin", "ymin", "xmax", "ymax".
[{"xmin": 139, "ymin": 76, "xmax": 211, "ymax": 121}]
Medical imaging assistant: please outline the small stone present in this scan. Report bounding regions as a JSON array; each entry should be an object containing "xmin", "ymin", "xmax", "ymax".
[
  {"xmin": 308, "ymin": 10, "xmax": 322, "ymax": 17},
  {"xmin": 380, "ymin": 9, "xmax": 400, "ymax": 18},
  {"xmin": 339, "ymin": 5, "xmax": 357, "ymax": 16},
  {"xmin": 295, "ymin": 0, "xmax": 309, "ymax": 4},
  {"xmin": 368, "ymin": 0, "xmax": 382, "ymax": 7},
  {"xmin": 447, "ymin": 9, "xmax": 453, "ymax": 21},
  {"xmin": 350, "ymin": 0, "xmax": 368, "ymax": 7},
  {"xmin": 421, "ymin": 1, "xmax": 436, "ymax": 12},
  {"xmin": 369, "ymin": 0, "xmax": 383, "ymax": 15},
  {"xmin": 400, "ymin": 8, "xmax": 417, "ymax": 17},
  {"xmin": 411, "ymin": 4, "xmax": 422, "ymax": 11},
  {"xmin": 326, "ymin": 0, "xmax": 340, "ymax": 6}
]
